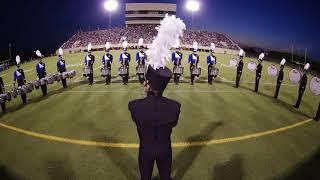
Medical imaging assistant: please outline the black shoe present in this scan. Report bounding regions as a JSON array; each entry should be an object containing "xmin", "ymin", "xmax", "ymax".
[
  {"xmin": 314, "ymin": 117, "xmax": 319, "ymax": 121},
  {"xmin": 293, "ymin": 105, "xmax": 299, "ymax": 108}
]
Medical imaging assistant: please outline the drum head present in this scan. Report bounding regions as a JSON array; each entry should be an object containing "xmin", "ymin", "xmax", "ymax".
[
  {"xmin": 267, "ymin": 65, "xmax": 278, "ymax": 77},
  {"xmin": 289, "ymin": 69, "xmax": 301, "ymax": 84},
  {"xmin": 310, "ymin": 76, "xmax": 320, "ymax": 96},
  {"xmin": 247, "ymin": 61, "xmax": 257, "ymax": 71},
  {"xmin": 229, "ymin": 59, "xmax": 238, "ymax": 68}
]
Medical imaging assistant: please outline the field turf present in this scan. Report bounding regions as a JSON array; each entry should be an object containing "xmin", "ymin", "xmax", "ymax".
[{"xmin": 0, "ymin": 50, "xmax": 319, "ymax": 180}]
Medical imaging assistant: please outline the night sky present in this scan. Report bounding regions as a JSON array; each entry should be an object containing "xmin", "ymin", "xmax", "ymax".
[{"xmin": 0, "ymin": 0, "xmax": 319, "ymax": 61}]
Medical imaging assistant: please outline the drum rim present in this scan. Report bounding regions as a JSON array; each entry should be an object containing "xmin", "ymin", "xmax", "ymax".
[{"xmin": 309, "ymin": 76, "xmax": 320, "ymax": 96}]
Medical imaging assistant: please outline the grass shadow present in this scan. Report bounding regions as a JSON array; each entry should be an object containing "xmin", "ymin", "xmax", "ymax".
[{"xmin": 212, "ymin": 154, "xmax": 243, "ymax": 180}]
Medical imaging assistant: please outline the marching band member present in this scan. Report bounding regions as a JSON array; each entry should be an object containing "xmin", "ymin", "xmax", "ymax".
[
  {"xmin": 57, "ymin": 48, "xmax": 67, "ymax": 88},
  {"xmin": 102, "ymin": 42, "xmax": 113, "ymax": 85},
  {"xmin": 0, "ymin": 77, "xmax": 6, "ymax": 113},
  {"xmin": 294, "ymin": 63, "xmax": 310, "ymax": 108},
  {"xmin": 235, "ymin": 49, "xmax": 244, "ymax": 88},
  {"xmin": 254, "ymin": 52, "xmax": 264, "ymax": 92},
  {"xmin": 207, "ymin": 43, "xmax": 217, "ymax": 85},
  {"xmin": 13, "ymin": 64, "xmax": 27, "ymax": 104},
  {"xmin": 274, "ymin": 58, "xmax": 286, "ymax": 99},
  {"xmin": 315, "ymin": 103, "xmax": 320, "ymax": 121},
  {"xmin": 35, "ymin": 50, "xmax": 48, "ymax": 96},
  {"xmin": 84, "ymin": 43, "xmax": 95, "ymax": 85},
  {"xmin": 136, "ymin": 38, "xmax": 146, "ymax": 84},
  {"xmin": 171, "ymin": 39, "xmax": 183, "ymax": 85},
  {"xmin": 119, "ymin": 41, "xmax": 131, "ymax": 85},
  {"xmin": 188, "ymin": 42, "xmax": 199, "ymax": 85}
]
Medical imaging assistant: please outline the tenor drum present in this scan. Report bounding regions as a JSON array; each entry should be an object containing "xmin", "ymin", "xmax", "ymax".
[
  {"xmin": 101, "ymin": 67, "xmax": 110, "ymax": 77},
  {"xmin": 53, "ymin": 73, "xmax": 60, "ymax": 81},
  {"xmin": 61, "ymin": 72, "xmax": 67, "ymax": 79},
  {"xmin": 289, "ymin": 69, "xmax": 301, "ymax": 84},
  {"xmin": 46, "ymin": 76, "xmax": 54, "ymax": 84},
  {"xmin": 137, "ymin": 65, "xmax": 146, "ymax": 74},
  {"xmin": 173, "ymin": 66, "xmax": 184, "ymax": 74},
  {"xmin": 11, "ymin": 89, "xmax": 18, "ymax": 98},
  {"xmin": 0, "ymin": 94, "xmax": 6, "ymax": 104},
  {"xmin": 247, "ymin": 61, "xmax": 257, "ymax": 71},
  {"xmin": 191, "ymin": 67, "xmax": 201, "ymax": 76},
  {"xmin": 69, "ymin": 70, "xmax": 76, "ymax": 78},
  {"xmin": 267, "ymin": 65, "xmax": 278, "ymax": 77},
  {"xmin": 310, "ymin": 76, "xmax": 320, "ymax": 96},
  {"xmin": 27, "ymin": 83, "xmax": 34, "ymax": 92},
  {"xmin": 5, "ymin": 92, "xmax": 11, "ymax": 102},
  {"xmin": 229, "ymin": 59, "xmax": 238, "ymax": 68},
  {"xmin": 118, "ymin": 66, "xmax": 128, "ymax": 75},
  {"xmin": 33, "ymin": 80, "xmax": 41, "ymax": 88},
  {"xmin": 40, "ymin": 78, "xmax": 47, "ymax": 85}
]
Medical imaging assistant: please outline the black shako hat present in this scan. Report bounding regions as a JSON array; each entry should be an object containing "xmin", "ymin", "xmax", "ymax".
[{"xmin": 145, "ymin": 65, "xmax": 172, "ymax": 91}]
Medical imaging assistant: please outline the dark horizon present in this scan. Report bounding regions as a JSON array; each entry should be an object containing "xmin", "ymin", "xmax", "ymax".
[{"xmin": 0, "ymin": 0, "xmax": 319, "ymax": 62}]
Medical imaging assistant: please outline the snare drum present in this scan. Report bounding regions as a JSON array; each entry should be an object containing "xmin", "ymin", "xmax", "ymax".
[
  {"xmin": 119, "ymin": 66, "xmax": 128, "ymax": 76},
  {"xmin": 136, "ymin": 65, "xmax": 146, "ymax": 74},
  {"xmin": 83, "ymin": 66, "xmax": 92, "ymax": 76},
  {"xmin": 173, "ymin": 66, "xmax": 184, "ymax": 74},
  {"xmin": 209, "ymin": 67, "xmax": 219, "ymax": 76},
  {"xmin": 192, "ymin": 67, "xmax": 201, "ymax": 76},
  {"xmin": 101, "ymin": 67, "xmax": 110, "ymax": 77}
]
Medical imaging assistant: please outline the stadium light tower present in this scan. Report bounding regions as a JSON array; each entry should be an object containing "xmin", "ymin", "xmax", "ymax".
[
  {"xmin": 104, "ymin": 0, "xmax": 119, "ymax": 29},
  {"xmin": 186, "ymin": 0, "xmax": 200, "ymax": 29}
]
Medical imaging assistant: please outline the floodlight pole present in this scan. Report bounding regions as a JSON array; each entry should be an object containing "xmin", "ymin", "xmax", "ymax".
[
  {"xmin": 191, "ymin": 11, "xmax": 194, "ymax": 30},
  {"xmin": 9, "ymin": 43, "xmax": 11, "ymax": 62}
]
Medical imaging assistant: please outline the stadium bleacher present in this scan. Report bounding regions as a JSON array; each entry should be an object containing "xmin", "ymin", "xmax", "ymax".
[{"xmin": 60, "ymin": 25, "xmax": 240, "ymax": 50}]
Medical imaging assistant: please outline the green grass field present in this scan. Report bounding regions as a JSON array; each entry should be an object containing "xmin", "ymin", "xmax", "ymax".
[{"xmin": 0, "ymin": 50, "xmax": 319, "ymax": 180}]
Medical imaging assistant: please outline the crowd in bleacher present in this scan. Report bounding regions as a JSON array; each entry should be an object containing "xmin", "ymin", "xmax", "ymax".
[{"xmin": 60, "ymin": 25, "xmax": 239, "ymax": 50}]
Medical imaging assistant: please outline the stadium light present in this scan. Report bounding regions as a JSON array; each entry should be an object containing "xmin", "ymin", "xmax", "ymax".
[
  {"xmin": 104, "ymin": 0, "xmax": 118, "ymax": 12},
  {"xmin": 186, "ymin": 0, "xmax": 200, "ymax": 12},
  {"xmin": 186, "ymin": 0, "xmax": 200, "ymax": 29},
  {"xmin": 104, "ymin": 0, "xmax": 119, "ymax": 29}
]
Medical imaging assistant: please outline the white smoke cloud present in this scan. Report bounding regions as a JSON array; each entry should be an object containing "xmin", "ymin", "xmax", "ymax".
[{"xmin": 147, "ymin": 14, "xmax": 186, "ymax": 70}]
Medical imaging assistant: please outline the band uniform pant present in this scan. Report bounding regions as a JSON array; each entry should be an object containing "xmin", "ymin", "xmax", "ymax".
[
  {"xmin": 274, "ymin": 81, "xmax": 282, "ymax": 99},
  {"xmin": 295, "ymin": 86, "xmax": 305, "ymax": 108},
  {"xmin": 40, "ymin": 84, "xmax": 48, "ymax": 96},
  {"xmin": 255, "ymin": 75, "xmax": 261, "ymax": 92},
  {"xmin": 190, "ymin": 65, "xmax": 195, "ymax": 84},
  {"xmin": 208, "ymin": 65, "xmax": 213, "ymax": 84},
  {"xmin": 61, "ymin": 78, "xmax": 67, "ymax": 88},
  {"xmin": 17, "ymin": 81, "xmax": 27, "ymax": 103},
  {"xmin": 1, "ymin": 103, "xmax": 5, "ymax": 112},
  {"xmin": 122, "ymin": 66, "xmax": 129, "ymax": 84},
  {"xmin": 139, "ymin": 148, "xmax": 172, "ymax": 180},
  {"xmin": 315, "ymin": 103, "xmax": 320, "ymax": 121},
  {"xmin": 235, "ymin": 71, "xmax": 242, "ymax": 88}
]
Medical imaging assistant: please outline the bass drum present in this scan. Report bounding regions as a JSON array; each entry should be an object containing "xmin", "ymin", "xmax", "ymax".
[
  {"xmin": 289, "ymin": 69, "xmax": 301, "ymax": 84},
  {"xmin": 310, "ymin": 76, "xmax": 320, "ymax": 96},
  {"xmin": 229, "ymin": 59, "xmax": 238, "ymax": 68},
  {"xmin": 267, "ymin": 65, "xmax": 278, "ymax": 77},
  {"xmin": 247, "ymin": 61, "xmax": 257, "ymax": 72}
]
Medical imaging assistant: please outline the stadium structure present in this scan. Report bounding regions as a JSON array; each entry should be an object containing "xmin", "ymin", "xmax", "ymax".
[{"xmin": 60, "ymin": 3, "xmax": 240, "ymax": 55}]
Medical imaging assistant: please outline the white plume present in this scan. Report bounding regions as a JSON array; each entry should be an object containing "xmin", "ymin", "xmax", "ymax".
[
  {"xmin": 87, "ymin": 43, "xmax": 92, "ymax": 52},
  {"xmin": 138, "ymin": 38, "xmax": 144, "ymax": 47},
  {"xmin": 211, "ymin": 43, "xmax": 215, "ymax": 51},
  {"xmin": 105, "ymin": 42, "xmax": 111, "ymax": 50},
  {"xmin": 259, "ymin": 53, "xmax": 265, "ymax": 60},
  {"xmin": 173, "ymin": 39, "xmax": 181, "ymax": 48},
  {"xmin": 16, "ymin": 55, "xmax": 21, "ymax": 64},
  {"xmin": 239, "ymin": 49, "xmax": 244, "ymax": 56},
  {"xmin": 146, "ymin": 14, "xmax": 186, "ymax": 70},
  {"xmin": 122, "ymin": 41, "xmax": 128, "ymax": 49},
  {"xmin": 304, "ymin": 63, "xmax": 310, "ymax": 70},
  {"xmin": 36, "ymin": 50, "xmax": 42, "ymax": 57},
  {"xmin": 58, "ymin": 48, "xmax": 63, "ymax": 56},
  {"xmin": 280, "ymin": 58, "xmax": 286, "ymax": 65},
  {"xmin": 193, "ymin": 41, "xmax": 198, "ymax": 51}
]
